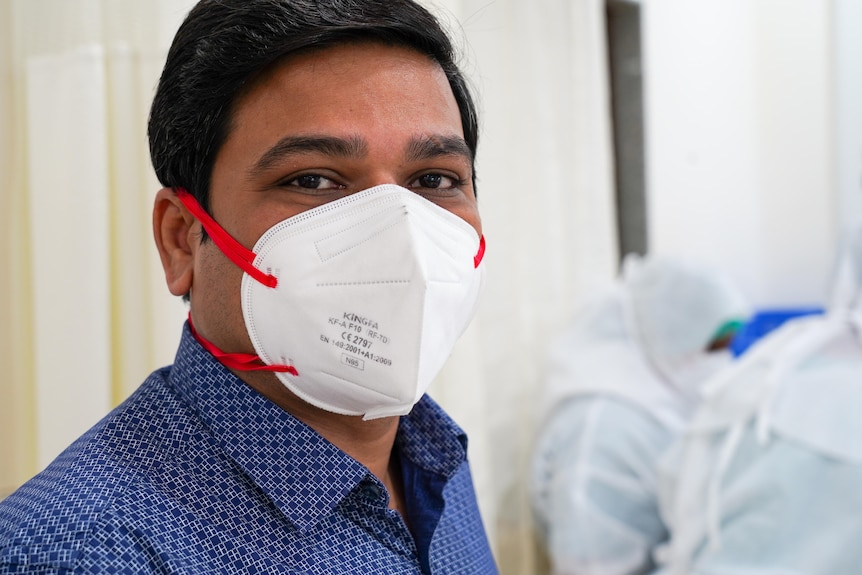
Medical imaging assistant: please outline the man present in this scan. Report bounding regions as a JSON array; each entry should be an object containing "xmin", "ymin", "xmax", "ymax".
[
  {"xmin": 531, "ymin": 255, "xmax": 747, "ymax": 575},
  {"xmin": 0, "ymin": 1, "xmax": 497, "ymax": 573}
]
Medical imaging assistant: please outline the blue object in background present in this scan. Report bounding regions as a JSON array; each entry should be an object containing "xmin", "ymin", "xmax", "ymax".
[{"xmin": 730, "ymin": 307, "xmax": 825, "ymax": 357}]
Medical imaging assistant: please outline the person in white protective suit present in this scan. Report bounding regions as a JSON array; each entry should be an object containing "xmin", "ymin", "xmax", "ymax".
[
  {"xmin": 653, "ymin": 227, "xmax": 862, "ymax": 575},
  {"xmin": 530, "ymin": 254, "xmax": 749, "ymax": 575}
]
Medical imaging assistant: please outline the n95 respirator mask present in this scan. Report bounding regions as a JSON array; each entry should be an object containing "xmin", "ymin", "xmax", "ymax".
[{"xmin": 178, "ymin": 184, "xmax": 485, "ymax": 420}]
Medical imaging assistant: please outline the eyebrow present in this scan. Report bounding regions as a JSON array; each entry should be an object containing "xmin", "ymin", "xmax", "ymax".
[
  {"xmin": 405, "ymin": 135, "xmax": 473, "ymax": 164},
  {"xmin": 249, "ymin": 135, "xmax": 368, "ymax": 176},
  {"xmin": 248, "ymin": 133, "xmax": 473, "ymax": 178}
]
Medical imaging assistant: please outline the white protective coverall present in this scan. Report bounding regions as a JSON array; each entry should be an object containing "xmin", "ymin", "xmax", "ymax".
[
  {"xmin": 531, "ymin": 255, "xmax": 749, "ymax": 575},
  {"xmin": 654, "ymin": 228, "xmax": 862, "ymax": 575}
]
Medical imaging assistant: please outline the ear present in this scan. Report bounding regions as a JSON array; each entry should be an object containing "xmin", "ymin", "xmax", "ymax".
[{"xmin": 153, "ymin": 187, "xmax": 197, "ymax": 297}]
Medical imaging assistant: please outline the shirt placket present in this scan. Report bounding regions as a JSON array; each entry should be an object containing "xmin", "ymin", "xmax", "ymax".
[{"xmin": 351, "ymin": 477, "xmax": 423, "ymax": 571}]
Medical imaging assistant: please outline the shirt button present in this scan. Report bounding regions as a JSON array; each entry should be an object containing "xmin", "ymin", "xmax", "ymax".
[
  {"xmin": 359, "ymin": 482, "xmax": 384, "ymax": 503},
  {"xmin": 363, "ymin": 484, "xmax": 380, "ymax": 498}
]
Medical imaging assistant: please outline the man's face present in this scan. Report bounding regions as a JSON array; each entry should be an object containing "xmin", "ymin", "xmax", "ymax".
[{"xmin": 185, "ymin": 41, "xmax": 480, "ymax": 358}]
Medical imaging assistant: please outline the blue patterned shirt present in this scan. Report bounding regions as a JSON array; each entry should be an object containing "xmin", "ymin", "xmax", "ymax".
[{"xmin": 0, "ymin": 324, "xmax": 498, "ymax": 574}]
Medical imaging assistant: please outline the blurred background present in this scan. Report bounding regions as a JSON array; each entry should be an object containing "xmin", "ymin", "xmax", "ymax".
[{"xmin": 0, "ymin": 0, "xmax": 859, "ymax": 573}]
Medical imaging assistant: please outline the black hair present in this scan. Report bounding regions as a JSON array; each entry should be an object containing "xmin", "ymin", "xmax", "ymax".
[{"xmin": 147, "ymin": 0, "xmax": 478, "ymax": 214}]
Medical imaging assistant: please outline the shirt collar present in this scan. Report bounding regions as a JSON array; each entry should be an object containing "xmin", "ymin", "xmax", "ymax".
[
  {"xmin": 168, "ymin": 322, "xmax": 470, "ymax": 529},
  {"xmin": 168, "ymin": 323, "xmax": 368, "ymax": 533},
  {"xmin": 397, "ymin": 395, "xmax": 468, "ymax": 479}
]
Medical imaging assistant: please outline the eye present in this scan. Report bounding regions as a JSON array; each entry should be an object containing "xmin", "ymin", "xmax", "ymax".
[
  {"xmin": 409, "ymin": 173, "xmax": 463, "ymax": 191},
  {"xmin": 284, "ymin": 174, "xmax": 342, "ymax": 190}
]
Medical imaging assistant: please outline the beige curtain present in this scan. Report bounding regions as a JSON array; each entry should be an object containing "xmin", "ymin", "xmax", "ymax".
[
  {"xmin": 0, "ymin": 1, "xmax": 617, "ymax": 573},
  {"xmin": 0, "ymin": 0, "xmax": 194, "ymax": 495}
]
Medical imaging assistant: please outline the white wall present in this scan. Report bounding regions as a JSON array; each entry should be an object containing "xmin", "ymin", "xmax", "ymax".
[
  {"xmin": 835, "ymin": 0, "xmax": 862, "ymax": 239},
  {"xmin": 643, "ymin": 0, "xmax": 836, "ymax": 308}
]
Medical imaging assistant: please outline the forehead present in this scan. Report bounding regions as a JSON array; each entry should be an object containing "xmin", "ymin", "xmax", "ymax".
[{"xmin": 225, "ymin": 41, "xmax": 463, "ymax": 146}]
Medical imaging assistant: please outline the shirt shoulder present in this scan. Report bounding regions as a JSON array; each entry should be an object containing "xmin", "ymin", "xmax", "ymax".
[{"xmin": 0, "ymin": 366, "xmax": 199, "ymax": 571}]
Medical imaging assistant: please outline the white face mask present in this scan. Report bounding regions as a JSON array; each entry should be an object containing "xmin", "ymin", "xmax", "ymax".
[{"xmin": 178, "ymin": 184, "xmax": 485, "ymax": 420}]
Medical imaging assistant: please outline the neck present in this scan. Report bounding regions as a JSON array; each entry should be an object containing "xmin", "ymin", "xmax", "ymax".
[
  {"xmin": 294, "ymin": 397, "xmax": 400, "ymax": 481},
  {"xmin": 238, "ymin": 370, "xmax": 405, "ymax": 508}
]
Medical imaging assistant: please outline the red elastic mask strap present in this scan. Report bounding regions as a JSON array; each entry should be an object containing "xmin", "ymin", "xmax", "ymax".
[
  {"xmin": 188, "ymin": 315, "xmax": 298, "ymax": 376},
  {"xmin": 474, "ymin": 235, "xmax": 486, "ymax": 268},
  {"xmin": 176, "ymin": 188, "xmax": 278, "ymax": 288}
]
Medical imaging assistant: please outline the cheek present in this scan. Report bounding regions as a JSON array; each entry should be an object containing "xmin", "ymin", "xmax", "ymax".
[
  {"xmin": 193, "ymin": 242, "xmax": 248, "ymax": 335},
  {"xmin": 453, "ymin": 204, "xmax": 482, "ymax": 238}
]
